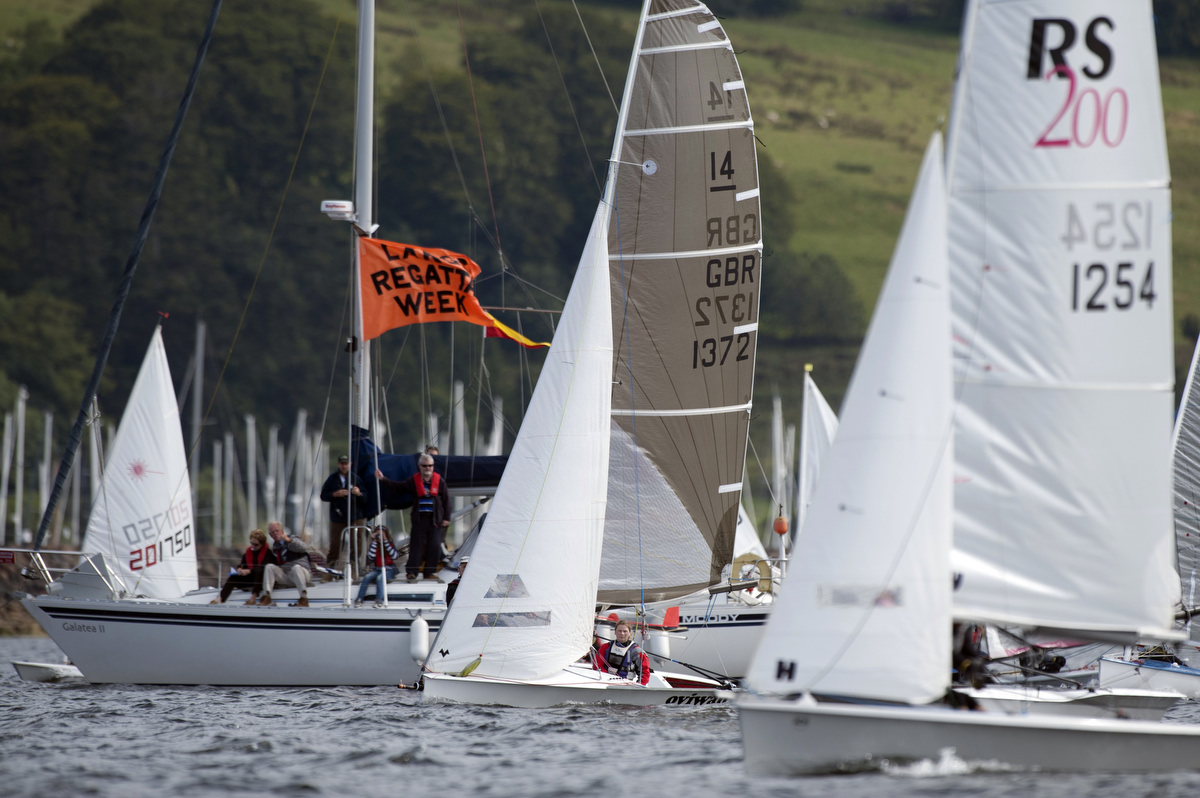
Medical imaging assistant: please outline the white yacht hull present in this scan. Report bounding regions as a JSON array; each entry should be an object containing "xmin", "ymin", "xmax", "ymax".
[
  {"xmin": 21, "ymin": 595, "xmax": 443, "ymax": 685},
  {"xmin": 423, "ymin": 663, "xmax": 728, "ymax": 708},
  {"xmin": 12, "ymin": 660, "xmax": 86, "ymax": 683},
  {"xmin": 1098, "ymin": 657, "xmax": 1200, "ymax": 699},
  {"xmin": 955, "ymin": 684, "xmax": 1183, "ymax": 720},
  {"xmin": 738, "ymin": 696, "xmax": 1200, "ymax": 774}
]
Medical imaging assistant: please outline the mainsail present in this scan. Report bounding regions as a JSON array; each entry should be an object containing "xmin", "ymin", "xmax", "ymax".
[
  {"xmin": 745, "ymin": 134, "xmax": 952, "ymax": 702},
  {"xmin": 1174, "ymin": 337, "xmax": 1200, "ymax": 634},
  {"xmin": 946, "ymin": 0, "xmax": 1178, "ymax": 639},
  {"xmin": 600, "ymin": 0, "xmax": 762, "ymax": 604},
  {"xmin": 82, "ymin": 327, "xmax": 196, "ymax": 598}
]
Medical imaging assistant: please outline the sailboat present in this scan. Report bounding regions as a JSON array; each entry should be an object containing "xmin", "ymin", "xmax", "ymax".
[
  {"xmin": 80, "ymin": 325, "xmax": 197, "ymax": 599},
  {"xmin": 795, "ymin": 367, "xmax": 837, "ymax": 540},
  {"xmin": 18, "ymin": 0, "xmax": 450, "ymax": 687},
  {"xmin": 738, "ymin": 0, "xmax": 1200, "ymax": 773},
  {"xmin": 1094, "ymin": 330, "xmax": 1200, "ymax": 697},
  {"xmin": 421, "ymin": 0, "xmax": 759, "ymax": 707}
]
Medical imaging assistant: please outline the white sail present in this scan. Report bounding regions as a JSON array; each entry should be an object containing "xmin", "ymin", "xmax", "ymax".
[
  {"xmin": 746, "ymin": 134, "xmax": 952, "ymax": 703},
  {"xmin": 946, "ymin": 0, "xmax": 1178, "ymax": 639},
  {"xmin": 734, "ymin": 504, "xmax": 766, "ymax": 560},
  {"xmin": 82, "ymin": 327, "xmax": 196, "ymax": 598},
  {"xmin": 795, "ymin": 370, "xmax": 838, "ymax": 537},
  {"xmin": 424, "ymin": 202, "xmax": 614, "ymax": 681},
  {"xmin": 1174, "ymin": 336, "xmax": 1200, "ymax": 636}
]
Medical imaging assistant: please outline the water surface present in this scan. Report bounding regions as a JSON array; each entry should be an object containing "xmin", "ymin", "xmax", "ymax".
[{"xmin": 4, "ymin": 637, "xmax": 1200, "ymax": 797}]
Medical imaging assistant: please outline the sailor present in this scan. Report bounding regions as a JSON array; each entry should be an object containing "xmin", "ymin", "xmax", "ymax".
[
  {"xmin": 446, "ymin": 555, "xmax": 469, "ymax": 606},
  {"xmin": 593, "ymin": 619, "xmax": 650, "ymax": 685}
]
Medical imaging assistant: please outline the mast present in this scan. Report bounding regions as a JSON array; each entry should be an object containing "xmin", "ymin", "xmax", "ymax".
[{"xmin": 351, "ymin": 0, "xmax": 375, "ymax": 430}]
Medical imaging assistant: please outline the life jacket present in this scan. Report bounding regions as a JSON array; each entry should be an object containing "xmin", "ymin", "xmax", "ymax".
[
  {"xmin": 413, "ymin": 472, "xmax": 442, "ymax": 514},
  {"xmin": 605, "ymin": 640, "xmax": 642, "ymax": 679},
  {"xmin": 243, "ymin": 545, "xmax": 270, "ymax": 569},
  {"xmin": 372, "ymin": 539, "xmax": 395, "ymax": 567}
]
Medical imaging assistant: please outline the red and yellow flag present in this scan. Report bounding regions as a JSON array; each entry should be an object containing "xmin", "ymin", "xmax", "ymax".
[{"xmin": 359, "ymin": 238, "xmax": 548, "ymax": 348}]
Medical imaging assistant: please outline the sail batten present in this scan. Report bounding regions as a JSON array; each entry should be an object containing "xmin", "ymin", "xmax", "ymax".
[
  {"xmin": 624, "ymin": 121, "xmax": 751, "ymax": 136},
  {"xmin": 608, "ymin": 243, "xmax": 759, "ymax": 261},
  {"xmin": 611, "ymin": 402, "xmax": 750, "ymax": 417},
  {"xmin": 639, "ymin": 42, "xmax": 732, "ymax": 57}
]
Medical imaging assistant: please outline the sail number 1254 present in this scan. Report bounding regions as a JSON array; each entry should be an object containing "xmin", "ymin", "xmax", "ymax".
[{"xmin": 1071, "ymin": 261, "xmax": 1155, "ymax": 312}]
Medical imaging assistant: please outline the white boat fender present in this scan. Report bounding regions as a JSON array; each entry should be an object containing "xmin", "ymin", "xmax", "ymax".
[
  {"xmin": 410, "ymin": 614, "xmax": 430, "ymax": 666},
  {"xmin": 646, "ymin": 629, "xmax": 671, "ymax": 661}
]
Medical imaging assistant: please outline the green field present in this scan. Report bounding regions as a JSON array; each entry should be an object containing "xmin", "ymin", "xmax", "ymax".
[{"xmin": 4, "ymin": 0, "xmax": 1198, "ymax": 522}]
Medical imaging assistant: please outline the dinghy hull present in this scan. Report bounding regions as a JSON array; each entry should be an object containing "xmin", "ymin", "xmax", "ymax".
[
  {"xmin": 423, "ymin": 665, "xmax": 728, "ymax": 708},
  {"xmin": 955, "ymin": 684, "xmax": 1183, "ymax": 720},
  {"xmin": 1099, "ymin": 657, "xmax": 1200, "ymax": 699},
  {"xmin": 738, "ymin": 696, "xmax": 1200, "ymax": 774},
  {"xmin": 12, "ymin": 660, "xmax": 85, "ymax": 683}
]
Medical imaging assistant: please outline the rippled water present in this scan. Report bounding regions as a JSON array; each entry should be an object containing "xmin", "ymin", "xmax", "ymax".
[{"xmin": 6, "ymin": 637, "xmax": 1200, "ymax": 798}]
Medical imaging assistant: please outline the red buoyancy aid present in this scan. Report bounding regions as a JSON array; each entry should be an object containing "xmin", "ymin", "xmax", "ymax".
[
  {"xmin": 412, "ymin": 471, "xmax": 442, "ymax": 496},
  {"xmin": 243, "ymin": 544, "xmax": 270, "ymax": 569},
  {"xmin": 371, "ymin": 538, "xmax": 397, "ymax": 567}
]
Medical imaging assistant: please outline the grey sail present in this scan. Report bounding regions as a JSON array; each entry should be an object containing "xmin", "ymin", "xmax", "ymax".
[
  {"xmin": 600, "ymin": 0, "xmax": 762, "ymax": 604},
  {"xmin": 1175, "ymin": 336, "xmax": 1200, "ymax": 635}
]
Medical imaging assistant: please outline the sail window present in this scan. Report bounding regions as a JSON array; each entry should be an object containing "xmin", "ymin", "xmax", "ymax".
[
  {"xmin": 817, "ymin": 585, "xmax": 904, "ymax": 608},
  {"xmin": 472, "ymin": 612, "xmax": 551, "ymax": 628},
  {"xmin": 484, "ymin": 574, "xmax": 531, "ymax": 598}
]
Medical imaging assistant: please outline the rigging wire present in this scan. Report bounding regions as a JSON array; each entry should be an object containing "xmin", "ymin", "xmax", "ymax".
[
  {"xmin": 456, "ymin": 1, "xmax": 505, "ymax": 297},
  {"xmin": 535, "ymin": 0, "xmax": 603, "ymax": 196},
  {"xmin": 570, "ymin": 0, "xmax": 619, "ymax": 114}
]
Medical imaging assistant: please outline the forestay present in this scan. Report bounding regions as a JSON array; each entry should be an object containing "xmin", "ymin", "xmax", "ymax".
[
  {"xmin": 745, "ymin": 135, "xmax": 952, "ymax": 703},
  {"xmin": 82, "ymin": 327, "xmax": 196, "ymax": 599},
  {"xmin": 946, "ymin": 0, "xmax": 1178, "ymax": 639},
  {"xmin": 601, "ymin": 0, "xmax": 762, "ymax": 604}
]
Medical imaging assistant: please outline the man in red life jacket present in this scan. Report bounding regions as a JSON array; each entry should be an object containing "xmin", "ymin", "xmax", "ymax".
[
  {"xmin": 376, "ymin": 454, "xmax": 450, "ymax": 582},
  {"xmin": 211, "ymin": 528, "xmax": 278, "ymax": 604},
  {"xmin": 593, "ymin": 619, "xmax": 650, "ymax": 685}
]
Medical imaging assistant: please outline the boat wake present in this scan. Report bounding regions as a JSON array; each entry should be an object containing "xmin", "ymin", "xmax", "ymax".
[{"xmin": 882, "ymin": 748, "xmax": 1025, "ymax": 777}]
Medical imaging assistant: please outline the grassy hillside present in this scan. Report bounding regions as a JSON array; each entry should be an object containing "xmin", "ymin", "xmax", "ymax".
[{"xmin": 3, "ymin": 0, "xmax": 1197, "ymax": 525}]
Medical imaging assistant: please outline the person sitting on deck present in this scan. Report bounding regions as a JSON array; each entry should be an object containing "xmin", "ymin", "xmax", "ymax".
[
  {"xmin": 593, "ymin": 619, "xmax": 650, "ymax": 685},
  {"xmin": 259, "ymin": 521, "xmax": 313, "ymax": 607},
  {"xmin": 211, "ymin": 528, "xmax": 277, "ymax": 604},
  {"xmin": 355, "ymin": 525, "xmax": 400, "ymax": 607}
]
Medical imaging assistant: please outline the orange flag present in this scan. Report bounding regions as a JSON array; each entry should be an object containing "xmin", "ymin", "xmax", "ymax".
[{"xmin": 359, "ymin": 238, "xmax": 549, "ymax": 348}]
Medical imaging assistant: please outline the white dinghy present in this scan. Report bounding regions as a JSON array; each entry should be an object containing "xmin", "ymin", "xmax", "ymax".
[
  {"xmin": 12, "ymin": 661, "xmax": 85, "ymax": 684},
  {"xmin": 739, "ymin": 0, "xmax": 1200, "ymax": 774},
  {"xmin": 422, "ymin": 0, "xmax": 760, "ymax": 707}
]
